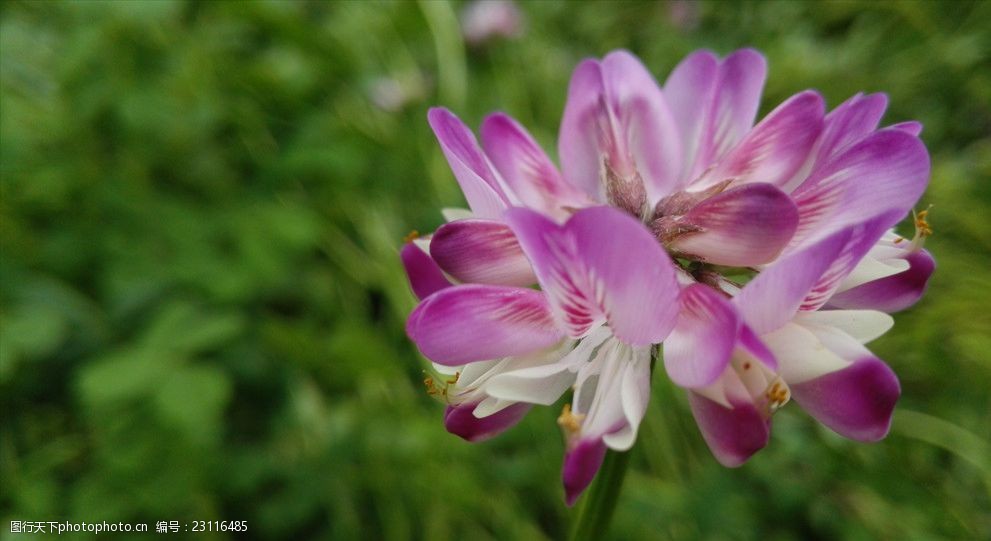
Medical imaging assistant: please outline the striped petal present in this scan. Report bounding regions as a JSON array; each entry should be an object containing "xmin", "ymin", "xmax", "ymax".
[
  {"xmin": 664, "ymin": 284, "xmax": 740, "ymax": 388},
  {"xmin": 430, "ymin": 219, "xmax": 536, "ymax": 286},
  {"xmin": 428, "ymin": 108, "xmax": 510, "ymax": 219},
  {"xmin": 407, "ymin": 284, "xmax": 562, "ymax": 365},
  {"xmin": 481, "ymin": 113, "xmax": 591, "ymax": 220},
  {"xmin": 504, "ymin": 206, "xmax": 680, "ymax": 345},
  {"xmin": 668, "ymin": 183, "xmax": 799, "ymax": 266}
]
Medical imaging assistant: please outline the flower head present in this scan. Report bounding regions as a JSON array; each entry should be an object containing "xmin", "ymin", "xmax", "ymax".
[{"xmin": 401, "ymin": 48, "xmax": 932, "ymax": 504}]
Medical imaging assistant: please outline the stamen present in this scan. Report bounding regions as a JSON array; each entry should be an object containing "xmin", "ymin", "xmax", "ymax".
[
  {"xmin": 403, "ymin": 230, "xmax": 420, "ymax": 244},
  {"xmin": 422, "ymin": 370, "xmax": 460, "ymax": 404},
  {"xmin": 763, "ymin": 377, "xmax": 791, "ymax": 414},
  {"xmin": 557, "ymin": 404, "xmax": 585, "ymax": 440},
  {"xmin": 910, "ymin": 205, "xmax": 933, "ymax": 251}
]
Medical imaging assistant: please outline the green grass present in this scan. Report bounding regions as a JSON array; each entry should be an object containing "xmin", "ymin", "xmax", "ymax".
[{"xmin": 1, "ymin": 1, "xmax": 989, "ymax": 539}]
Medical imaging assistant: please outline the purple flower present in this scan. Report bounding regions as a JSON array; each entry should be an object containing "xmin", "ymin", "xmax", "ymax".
[{"xmin": 402, "ymin": 48, "xmax": 933, "ymax": 504}]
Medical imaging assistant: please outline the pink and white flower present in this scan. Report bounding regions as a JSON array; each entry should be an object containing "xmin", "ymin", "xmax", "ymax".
[{"xmin": 401, "ymin": 47, "xmax": 933, "ymax": 504}]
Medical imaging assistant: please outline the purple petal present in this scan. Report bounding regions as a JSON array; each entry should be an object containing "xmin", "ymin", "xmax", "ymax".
[
  {"xmin": 737, "ymin": 211, "xmax": 899, "ymax": 332},
  {"xmin": 799, "ymin": 212, "xmax": 900, "ymax": 311},
  {"xmin": 688, "ymin": 390, "xmax": 770, "ymax": 467},
  {"xmin": 669, "ymin": 183, "xmax": 799, "ymax": 266},
  {"xmin": 443, "ymin": 401, "xmax": 532, "ymax": 442},
  {"xmin": 504, "ymin": 206, "xmax": 680, "ymax": 345},
  {"xmin": 401, "ymin": 242, "xmax": 453, "ymax": 300},
  {"xmin": 407, "ymin": 284, "xmax": 562, "ymax": 365},
  {"xmin": 430, "ymin": 219, "xmax": 536, "ymax": 286},
  {"xmin": 481, "ymin": 113, "xmax": 590, "ymax": 220},
  {"xmin": 812, "ymin": 93, "xmax": 888, "ymax": 166},
  {"xmin": 696, "ymin": 91, "xmax": 824, "ymax": 190},
  {"xmin": 664, "ymin": 284, "xmax": 740, "ymax": 388},
  {"xmin": 428, "ymin": 108, "xmax": 510, "ymax": 219},
  {"xmin": 559, "ymin": 59, "xmax": 608, "ymax": 201},
  {"xmin": 734, "ymin": 225, "xmax": 848, "ymax": 334},
  {"xmin": 664, "ymin": 49, "xmax": 767, "ymax": 185},
  {"xmin": 663, "ymin": 50, "xmax": 719, "ymax": 182},
  {"xmin": 791, "ymin": 129, "xmax": 930, "ymax": 247},
  {"xmin": 830, "ymin": 249, "xmax": 935, "ymax": 312},
  {"xmin": 562, "ymin": 438, "xmax": 607, "ymax": 506},
  {"xmin": 790, "ymin": 356, "xmax": 900, "ymax": 442},
  {"xmin": 599, "ymin": 51, "xmax": 682, "ymax": 203},
  {"xmin": 889, "ymin": 121, "xmax": 923, "ymax": 136}
]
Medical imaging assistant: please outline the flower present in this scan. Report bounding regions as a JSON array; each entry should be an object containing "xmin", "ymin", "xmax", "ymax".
[
  {"xmin": 460, "ymin": 0, "xmax": 524, "ymax": 46},
  {"xmin": 401, "ymin": 48, "xmax": 932, "ymax": 504}
]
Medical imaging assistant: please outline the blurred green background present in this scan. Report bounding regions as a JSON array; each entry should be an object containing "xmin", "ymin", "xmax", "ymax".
[{"xmin": 2, "ymin": 0, "xmax": 990, "ymax": 539}]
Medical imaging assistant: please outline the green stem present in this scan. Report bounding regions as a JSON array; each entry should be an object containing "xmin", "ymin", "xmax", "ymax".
[{"xmin": 569, "ymin": 446, "xmax": 633, "ymax": 541}]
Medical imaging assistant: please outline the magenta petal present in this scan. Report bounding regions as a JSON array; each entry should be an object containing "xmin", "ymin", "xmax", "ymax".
[
  {"xmin": 736, "ymin": 211, "xmax": 897, "ymax": 333},
  {"xmin": 401, "ymin": 243, "xmax": 453, "ymax": 300},
  {"xmin": 813, "ymin": 93, "xmax": 888, "ymax": 165},
  {"xmin": 406, "ymin": 284, "xmax": 562, "ymax": 365},
  {"xmin": 799, "ymin": 211, "xmax": 901, "ymax": 311},
  {"xmin": 504, "ymin": 206, "xmax": 680, "ymax": 345},
  {"xmin": 830, "ymin": 249, "xmax": 935, "ymax": 312},
  {"xmin": 670, "ymin": 183, "xmax": 799, "ymax": 266},
  {"xmin": 792, "ymin": 129, "xmax": 930, "ymax": 246},
  {"xmin": 599, "ymin": 51, "xmax": 682, "ymax": 202},
  {"xmin": 427, "ymin": 108, "xmax": 510, "ymax": 219},
  {"xmin": 481, "ymin": 113, "xmax": 589, "ymax": 219},
  {"xmin": 443, "ymin": 402, "xmax": 532, "ymax": 442},
  {"xmin": 665, "ymin": 49, "xmax": 767, "ymax": 185},
  {"xmin": 888, "ymin": 121, "xmax": 923, "ymax": 136},
  {"xmin": 698, "ymin": 90, "xmax": 824, "ymax": 190},
  {"xmin": 430, "ymin": 219, "xmax": 536, "ymax": 286},
  {"xmin": 688, "ymin": 391, "xmax": 770, "ymax": 467},
  {"xmin": 791, "ymin": 356, "xmax": 900, "ymax": 441},
  {"xmin": 562, "ymin": 438, "xmax": 608, "ymax": 506},
  {"xmin": 664, "ymin": 284, "xmax": 740, "ymax": 388},
  {"xmin": 559, "ymin": 59, "xmax": 608, "ymax": 200},
  {"xmin": 663, "ymin": 49, "xmax": 719, "ymax": 182}
]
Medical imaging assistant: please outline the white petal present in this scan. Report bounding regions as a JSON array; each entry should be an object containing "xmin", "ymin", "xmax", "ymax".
[
  {"xmin": 793, "ymin": 310, "xmax": 894, "ymax": 344},
  {"xmin": 761, "ymin": 322, "xmax": 849, "ymax": 384}
]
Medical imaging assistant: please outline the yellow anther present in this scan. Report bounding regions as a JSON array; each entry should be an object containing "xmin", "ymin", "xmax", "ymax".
[
  {"xmin": 557, "ymin": 404, "xmax": 585, "ymax": 436},
  {"xmin": 403, "ymin": 230, "xmax": 420, "ymax": 244},
  {"xmin": 763, "ymin": 378, "xmax": 791, "ymax": 415},
  {"xmin": 909, "ymin": 205, "xmax": 933, "ymax": 251},
  {"xmin": 913, "ymin": 206, "xmax": 933, "ymax": 237}
]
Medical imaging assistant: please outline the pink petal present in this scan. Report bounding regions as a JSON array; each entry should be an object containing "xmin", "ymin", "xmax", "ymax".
[
  {"xmin": 829, "ymin": 249, "xmax": 935, "ymax": 313},
  {"xmin": 559, "ymin": 59, "xmax": 608, "ymax": 201},
  {"xmin": 600, "ymin": 51, "xmax": 682, "ymax": 203},
  {"xmin": 664, "ymin": 49, "xmax": 767, "ymax": 185},
  {"xmin": 504, "ymin": 206, "xmax": 680, "ymax": 345},
  {"xmin": 428, "ymin": 108, "xmax": 510, "ymax": 219},
  {"xmin": 669, "ymin": 183, "xmax": 799, "ymax": 266},
  {"xmin": 696, "ymin": 91, "xmax": 824, "ymax": 190},
  {"xmin": 406, "ymin": 284, "xmax": 562, "ymax": 365},
  {"xmin": 664, "ymin": 284, "xmax": 740, "ymax": 388},
  {"xmin": 430, "ymin": 219, "xmax": 536, "ymax": 286},
  {"xmin": 799, "ymin": 211, "xmax": 901, "ymax": 311},
  {"xmin": 663, "ymin": 50, "xmax": 719, "ymax": 182},
  {"xmin": 688, "ymin": 390, "xmax": 770, "ymax": 467},
  {"xmin": 790, "ymin": 129, "xmax": 930, "ymax": 248},
  {"xmin": 734, "ymin": 224, "xmax": 851, "ymax": 334},
  {"xmin": 400, "ymin": 242, "xmax": 453, "ymax": 300},
  {"xmin": 888, "ymin": 121, "xmax": 923, "ymax": 136},
  {"xmin": 481, "ymin": 113, "xmax": 590, "ymax": 220},
  {"xmin": 562, "ymin": 438, "xmax": 607, "ymax": 506},
  {"xmin": 443, "ymin": 401, "xmax": 532, "ymax": 442},
  {"xmin": 790, "ymin": 356, "xmax": 900, "ymax": 442},
  {"xmin": 558, "ymin": 52, "xmax": 682, "ymax": 204},
  {"xmin": 812, "ymin": 93, "xmax": 888, "ymax": 166},
  {"xmin": 737, "ymin": 211, "xmax": 898, "ymax": 333}
]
